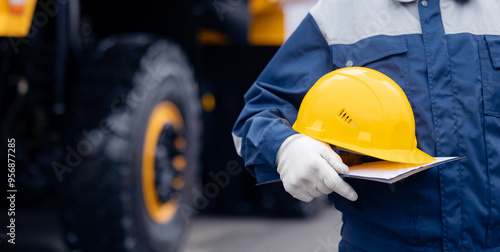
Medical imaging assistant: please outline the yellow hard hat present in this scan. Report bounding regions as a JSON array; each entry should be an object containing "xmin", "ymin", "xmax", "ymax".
[{"xmin": 292, "ymin": 67, "xmax": 435, "ymax": 164}]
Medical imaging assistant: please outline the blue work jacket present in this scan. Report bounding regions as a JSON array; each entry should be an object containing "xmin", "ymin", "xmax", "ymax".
[{"xmin": 232, "ymin": 0, "xmax": 500, "ymax": 251}]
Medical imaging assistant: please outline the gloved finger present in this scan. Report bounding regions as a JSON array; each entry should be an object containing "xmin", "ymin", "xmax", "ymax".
[
  {"xmin": 335, "ymin": 179, "xmax": 358, "ymax": 201},
  {"xmin": 313, "ymin": 171, "xmax": 333, "ymax": 194},
  {"xmin": 293, "ymin": 190, "xmax": 314, "ymax": 202},
  {"xmin": 306, "ymin": 186, "xmax": 322, "ymax": 198},
  {"xmin": 315, "ymin": 178, "xmax": 334, "ymax": 194},
  {"xmin": 323, "ymin": 169, "xmax": 358, "ymax": 201},
  {"xmin": 282, "ymin": 181, "xmax": 314, "ymax": 202},
  {"xmin": 320, "ymin": 147, "xmax": 349, "ymax": 174}
]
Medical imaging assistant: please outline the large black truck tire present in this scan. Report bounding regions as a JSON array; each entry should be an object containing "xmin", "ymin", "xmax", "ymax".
[{"xmin": 61, "ymin": 34, "xmax": 201, "ymax": 252}]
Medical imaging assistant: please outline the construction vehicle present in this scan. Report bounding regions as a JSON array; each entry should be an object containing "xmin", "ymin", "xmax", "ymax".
[{"xmin": 0, "ymin": 0, "xmax": 319, "ymax": 251}]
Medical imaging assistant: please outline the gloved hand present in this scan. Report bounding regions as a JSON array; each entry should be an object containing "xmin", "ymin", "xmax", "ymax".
[{"xmin": 276, "ymin": 134, "xmax": 358, "ymax": 202}]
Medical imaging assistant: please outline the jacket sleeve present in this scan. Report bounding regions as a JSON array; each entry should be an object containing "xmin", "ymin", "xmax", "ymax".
[{"xmin": 232, "ymin": 14, "xmax": 336, "ymax": 183}]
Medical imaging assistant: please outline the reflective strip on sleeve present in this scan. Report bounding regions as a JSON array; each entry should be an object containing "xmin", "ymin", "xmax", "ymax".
[{"xmin": 232, "ymin": 132, "xmax": 243, "ymax": 157}]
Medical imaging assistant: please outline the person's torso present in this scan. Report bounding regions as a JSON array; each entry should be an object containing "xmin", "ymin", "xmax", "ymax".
[{"xmin": 311, "ymin": 0, "xmax": 500, "ymax": 250}]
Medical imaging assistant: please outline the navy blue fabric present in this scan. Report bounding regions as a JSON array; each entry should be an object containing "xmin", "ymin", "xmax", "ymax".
[
  {"xmin": 232, "ymin": 14, "xmax": 335, "ymax": 183},
  {"xmin": 233, "ymin": 2, "xmax": 500, "ymax": 251}
]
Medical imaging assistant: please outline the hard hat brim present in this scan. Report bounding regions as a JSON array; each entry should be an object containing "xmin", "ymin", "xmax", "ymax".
[{"xmin": 326, "ymin": 139, "xmax": 436, "ymax": 165}]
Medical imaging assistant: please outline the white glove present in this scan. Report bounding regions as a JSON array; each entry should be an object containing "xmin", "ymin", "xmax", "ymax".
[{"xmin": 276, "ymin": 134, "xmax": 358, "ymax": 202}]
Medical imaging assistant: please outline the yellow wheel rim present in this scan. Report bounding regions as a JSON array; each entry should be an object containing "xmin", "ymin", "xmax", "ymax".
[{"xmin": 142, "ymin": 101, "xmax": 185, "ymax": 223}]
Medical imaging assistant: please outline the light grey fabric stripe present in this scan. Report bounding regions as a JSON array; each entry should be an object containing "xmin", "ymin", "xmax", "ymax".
[
  {"xmin": 232, "ymin": 133, "xmax": 243, "ymax": 157},
  {"xmin": 440, "ymin": 0, "xmax": 500, "ymax": 35},
  {"xmin": 310, "ymin": 0, "xmax": 421, "ymax": 45}
]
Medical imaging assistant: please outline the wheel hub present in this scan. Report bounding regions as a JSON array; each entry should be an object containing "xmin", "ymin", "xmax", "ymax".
[
  {"xmin": 142, "ymin": 101, "xmax": 186, "ymax": 223},
  {"xmin": 155, "ymin": 125, "xmax": 181, "ymax": 203}
]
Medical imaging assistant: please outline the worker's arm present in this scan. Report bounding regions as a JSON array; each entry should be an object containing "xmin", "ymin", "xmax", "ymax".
[{"xmin": 232, "ymin": 14, "xmax": 334, "ymax": 183}]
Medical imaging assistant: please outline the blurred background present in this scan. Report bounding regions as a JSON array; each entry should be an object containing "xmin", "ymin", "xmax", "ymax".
[{"xmin": 0, "ymin": 0, "xmax": 342, "ymax": 251}]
